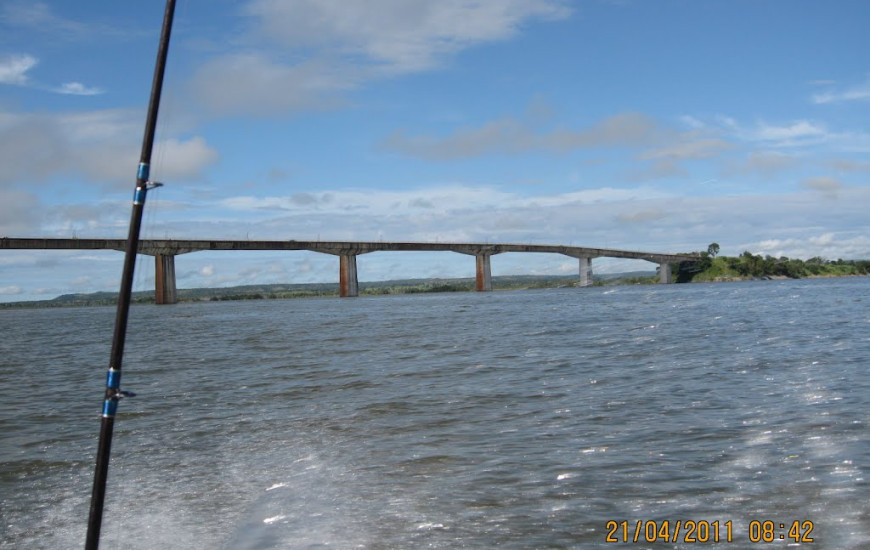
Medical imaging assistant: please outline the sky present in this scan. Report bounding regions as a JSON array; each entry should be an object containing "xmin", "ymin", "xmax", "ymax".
[{"xmin": 1, "ymin": 0, "xmax": 869, "ymax": 302}]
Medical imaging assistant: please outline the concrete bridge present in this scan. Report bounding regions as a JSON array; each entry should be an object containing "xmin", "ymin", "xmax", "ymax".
[{"xmin": 1, "ymin": 238, "xmax": 700, "ymax": 304}]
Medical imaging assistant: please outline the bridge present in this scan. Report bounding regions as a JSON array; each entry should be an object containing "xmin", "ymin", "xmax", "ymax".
[{"xmin": 1, "ymin": 238, "xmax": 700, "ymax": 304}]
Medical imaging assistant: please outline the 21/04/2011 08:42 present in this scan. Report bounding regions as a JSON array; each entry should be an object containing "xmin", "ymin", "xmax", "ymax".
[{"xmin": 604, "ymin": 519, "xmax": 814, "ymax": 544}]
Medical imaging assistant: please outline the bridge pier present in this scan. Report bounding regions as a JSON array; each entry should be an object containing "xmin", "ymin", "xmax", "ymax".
[
  {"xmin": 154, "ymin": 254, "xmax": 178, "ymax": 305},
  {"xmin": 339, "ymin": 254, "xmax": 359, "ymax": 297},
  {"xmin": 1, "ymin": 239, "xmax": 700, "ymax": 300},
  {"xmin": 578, "ymin": 257, "xmax": 593, "ymax": 287},
  {"xmin": 659, "ymin": 262, "xmax": 672, "ymax": 284},
  {"xmin": 475, "ymin": 253, "xmax": 492, "ymax": 292}
]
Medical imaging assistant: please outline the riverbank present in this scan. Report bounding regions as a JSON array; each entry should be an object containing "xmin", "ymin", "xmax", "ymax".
[
  {"xmin": 0, "ymin": 272, "xmax": 657, "ymax": 309},
  {"xmin": 4, "ymin": 258, "xmax": 868, "ymax": 309},
  {"xmin": 677, "ymin": 253, "xmax": 870, "ymax": 283}
]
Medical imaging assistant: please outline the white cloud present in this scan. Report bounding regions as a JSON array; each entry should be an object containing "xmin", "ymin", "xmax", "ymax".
[
  {"xmin": 0, "ymin": 53, "xmax": 37, "ymax": 85},
  {"xmin": 217, "ymin": 185, "xmax": 516, "ymax": 216},
  {"xmin": 381, "ymin": 111, "xmax": 740, "ymax": 184},
  {"xmin": 752, "ymin": 120, "xmax": 827, "ymax": 144},
  {"xmin": 812, "ymin": 76, "xmax": 870, "ymax": 104},
  {"xmin": 245, "ymin": 0, "xmax": 571, "ymax": 72},
  {"xmin": 171, "ymin": 184, "xmax": 869, "ymax": 262},
  {"xmin": 0, "ymin": 189, "xmax": 41, "ymax": 234},
  {"xmin": 210, "ymin": 185, "xmax": 670, "ymax": 235},
  {"xmin": 801, "ymin": 176, "xmax": 843, "ymax": 192},
  {"xmin": 0, "ymin": 55, "xmax": 103, "ymax": 95},
  {"xmin": 188, "ymin": 54, "xmax": 358, "ymax": 116},
  {"xmin": 809, "ymin": 233, "xmax": 835, "ymax": 246},
  {"xmin": 639, "ymin": 138, "xmax": 732, "ymax": 160},
  {"xmin": 693, "ymin": 114, "xmax": 870, "ymax": 155},
  {"xmin": 188, "ymin": 0, "xmax": 571, "ymax": 116},
  {"xmin": 1, "ymin": 1, "xmax": 88, "ymax": 37},
  {"xmin": 691, "ymin": 116, "xmax": 828, "ymax": 148},
  {"xmin": 679, "ymin": 115, "xmax": 705, "ymax": 130},
  {"xmin": 383, "ymin": 118, "xmax": 536, "ymax": 159},
  {"xmin": 381, "ymin": 112, "xmax": 668, "ymax": 160},
  {"xmin": 801, "ymin": 176, "xmax": 843, "ymax": 198},
  {"xmin": 690, "ymin": 114, "xmax": 870, "ymax": 155},
  {"xmin": 729, "ymin": 151, "xmax": 799, "ymax": 176},
  {"xmin": 56, "ymin": 81, "xmax": 104, "ymax": 96},
  {"xmin": 0, "ymin": 6, "xmax": 106, "ymax": 96},
  {"xmin": 54, "ymin": 109, "xmax": 142, "ymax": 142},
  {"xmin": 828, "ymin": 158, "xmax": 870, "ymax": 173},
  {"xmin": 41, "ymin": 202, "xmax": 127, "ymax": 236},
  {"xmin": 753, "ymin": 233, "xmax": 870, "ymax": 260},
  {"xmin": 0, "ymin": 108, "xmax": 217, "ymax": 188},
  {"xmin": 529, "ymin": 187, "xmax": 670, "ymax": 207},
  {"xmin": 617, "ymin": 210, "xmax": 667, "ymax": 223},
  {"xmin": 0, "ymin": 285, "xmax": 23, "ymax": 295},
  {"xmin": 622, "ymin": 159, "xmax": 689, "ymax": 182},
  {"xmin": 151, "ymin": 137, "xmax": 220, "ymax": 182}
]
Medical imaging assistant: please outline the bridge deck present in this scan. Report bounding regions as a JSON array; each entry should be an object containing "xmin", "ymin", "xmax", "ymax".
[
  {"xmin": 1, "ymin": 237, "xmax": 700, "ymax": 303},
  {"xmin": 0, "ymin": 238, "xmax": 699, "ymax": 264}
]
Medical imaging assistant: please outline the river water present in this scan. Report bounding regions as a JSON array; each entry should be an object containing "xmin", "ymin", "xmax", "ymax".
[{"xmin": 1, "ymin": 278, "xmax": 868, "ymax": 549}]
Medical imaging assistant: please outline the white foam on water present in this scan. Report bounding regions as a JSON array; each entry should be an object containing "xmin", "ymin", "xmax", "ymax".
[
  {"xmin": 219, "ymin": 451, "xmax": 376, "ymax": 550},
  {"xmin": 416, "ymin": 522, "xmax": 446, "ymax": 530},
  {"xmin": 262, "ymin": 515, "xmax": 286, "ymax": 524}
]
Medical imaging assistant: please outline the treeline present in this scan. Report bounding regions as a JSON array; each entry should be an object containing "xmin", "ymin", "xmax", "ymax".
[
  {"xmin": 677, "ymin": 244, "xmax": 870, "ymax": 282},
  {"xmin": 0, "ymin": 275, "xmax": 591, "ymax": 308},
  {"xmin": 209, "ymin": 281, "xmax": 478, "ymax": 299}
]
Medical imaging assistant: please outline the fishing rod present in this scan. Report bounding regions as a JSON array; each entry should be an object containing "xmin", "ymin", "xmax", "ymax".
[{"xmin": 85, "ymin": 1, "xmax": 177, "ymax": 548}]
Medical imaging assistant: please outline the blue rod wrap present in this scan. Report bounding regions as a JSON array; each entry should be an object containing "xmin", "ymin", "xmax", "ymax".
[
  {"xmin": 106, "ymin": 369, "xmax": 121, "ymax": 390},
  {"xmin": 102, "ymin": 399, "xmax": 118, "ymax": 418},
  {"xmin": 133, "ymin": 187, "xmax": 147, "ymax": 205},
  {"xmin": 138, "ymin": 162, "xmax": 150, "ymax": 181}
]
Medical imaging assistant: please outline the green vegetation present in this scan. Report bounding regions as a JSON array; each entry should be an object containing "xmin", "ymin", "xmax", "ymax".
[
  {"xmin": 675, "ymin": 244, "xmax": 870, "ymax": 282},
  {"xmin": 361, "ymin": 279, "xmax": 475, "ymax": 295}
]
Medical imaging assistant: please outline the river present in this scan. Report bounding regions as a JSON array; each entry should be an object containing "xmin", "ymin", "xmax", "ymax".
[{"xmin": 1, "ymin": 278, "xmax": 868, "ymax": 548}]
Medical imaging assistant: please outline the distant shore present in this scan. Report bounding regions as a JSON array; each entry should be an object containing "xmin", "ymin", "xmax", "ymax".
[
  {"xmin": 0, "ymin": 272, "xmax": 658, "ymax": 309},
  {"xmin": 3, "ymin": 255, "xmax": 868, "ymax": 309}
]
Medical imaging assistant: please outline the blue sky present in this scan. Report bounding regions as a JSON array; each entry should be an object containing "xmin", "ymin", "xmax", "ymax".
[{"xmin": 1, "ymin": 0, "xmax": 869, "ymax": 301}]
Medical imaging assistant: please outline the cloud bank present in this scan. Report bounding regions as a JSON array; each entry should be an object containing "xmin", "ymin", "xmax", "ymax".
[{"xmin": 189, "ymin": 0, "xmax": 572, "ymax": 116}]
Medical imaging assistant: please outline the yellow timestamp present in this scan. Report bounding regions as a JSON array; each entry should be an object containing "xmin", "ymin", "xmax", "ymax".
[
  {"xmin": 605, "ymin": 520, "xmax": 733, "ymax": 544},
  {"xmin": 748, "ymin": 520, "xmax": 814, "ymax": 543},
  {"xmin": 604, "ymin": 519, "xmax": 814, "ymax": 544}
]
